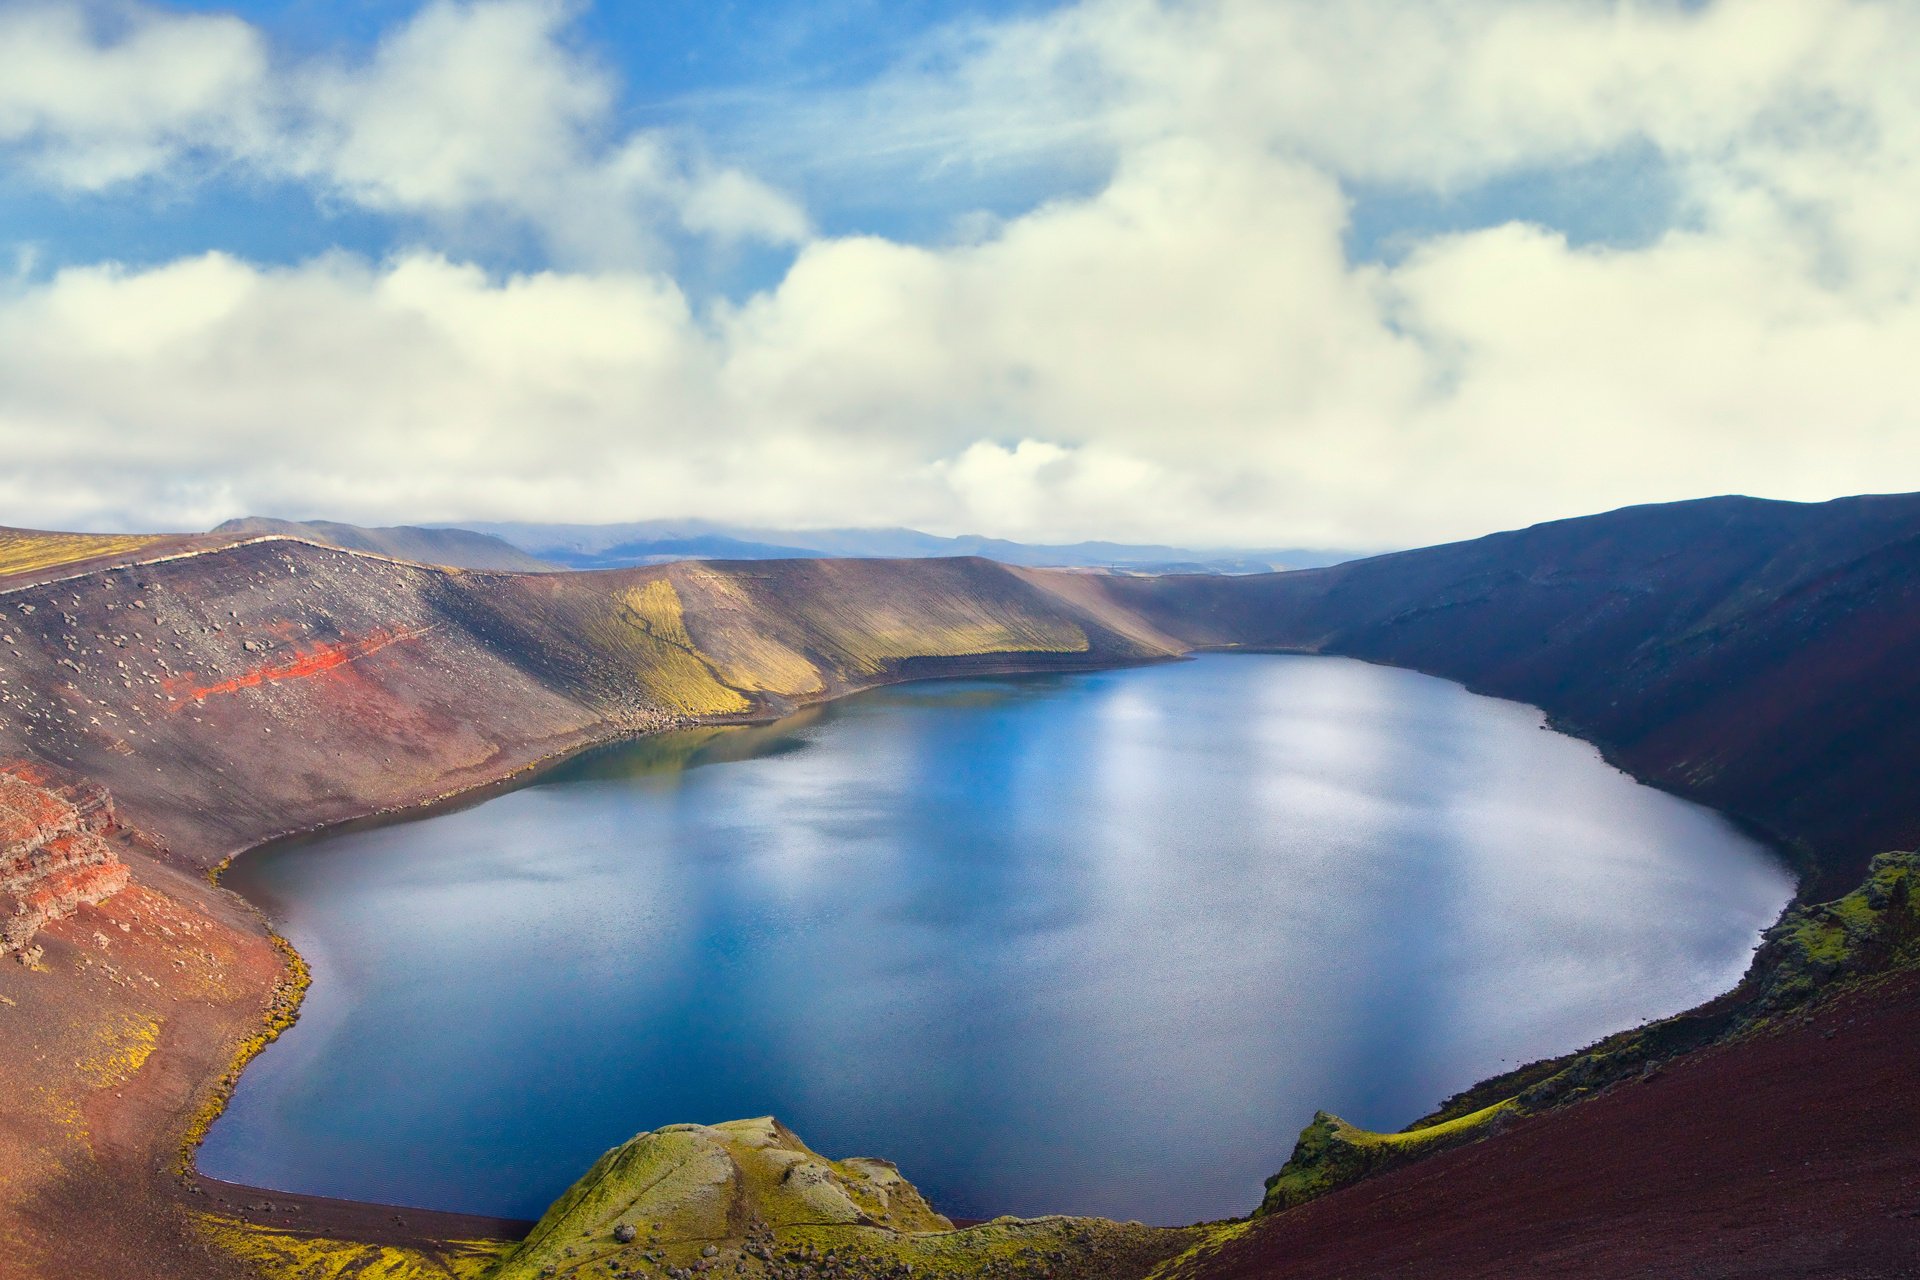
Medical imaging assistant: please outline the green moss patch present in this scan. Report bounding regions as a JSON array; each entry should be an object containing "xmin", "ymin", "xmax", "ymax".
[
  {"xmin": 488, "ymin": 1116, "xmax": 1197, "ymax": 1280},
  {"xmin": 1256, "ymin": 850, "xmax": 1920, "ymax": 1216}
]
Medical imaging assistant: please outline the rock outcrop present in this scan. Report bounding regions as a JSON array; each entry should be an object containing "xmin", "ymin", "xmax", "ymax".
[
  {"xmin": 0, "ymin": 760, "xmax": 129, "ymax": 953},
  {"xmin": 491, "ymin": 1117, "xmax": 1198, "ymax": 1280}
]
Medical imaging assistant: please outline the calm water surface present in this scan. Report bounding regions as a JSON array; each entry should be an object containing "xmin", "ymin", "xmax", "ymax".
[{"xmin": 200, "ymin": 655, "xmax": 1793, "ymax": 1225}]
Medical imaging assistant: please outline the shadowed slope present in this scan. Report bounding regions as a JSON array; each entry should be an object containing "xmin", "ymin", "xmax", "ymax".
[
  {"xmin": 9, "ymin": 495, "xmax": 1920, "ymax": 1279},
  {"xmin": 1095, "ymin": 492, "xmax": 1920, "ymax": 896}
]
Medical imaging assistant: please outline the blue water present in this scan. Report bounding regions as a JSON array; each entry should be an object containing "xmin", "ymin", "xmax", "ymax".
[{"xmin": 199, "ymin": 655, "xmax": 1793, "ymax": 1225}]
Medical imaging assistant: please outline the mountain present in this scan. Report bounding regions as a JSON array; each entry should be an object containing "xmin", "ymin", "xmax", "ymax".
[
  {"xmin": 445, "ymin": 517, "xmax": 1357, "ymax": 573},
  {"xmin": 6, "ymin": 492, "xmax": 1920, "ymax": 1277},
  {"xmin": 210, "ymin": 517, "xmax": 560, "ymax": 572},
  {"xmin": 1085, "ymin": 492, "xmax": 1920, "ymax": 898}
]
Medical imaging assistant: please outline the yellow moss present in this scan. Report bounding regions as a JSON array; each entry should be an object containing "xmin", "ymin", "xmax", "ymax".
[
  {"xmin": 0, "ymin": 530, "xmax": 158, "ymax": 577},
  {"xmin": 589, "ymin": 580, "xmax": 752, "ymax": 716},
  {"xmin": 1141, "ymin": 1220, "xmax": 1256, "ymax": 1280},
  {"xmin": 697, "ymin": 625, "xmax": 827, "ymax": 698},
  {"xmin": 669, "ymin": 563, "xmax": 1095, "ymax": 690},
  {"xmin": 195, "ymin": 1214, "xmax": 508, "ymax": 1280},
  {"xmin": 800, "ymin": 591, "xmax": 1092, "ymax": 675},
  {"xmin": 837, "ymin": 620, "xmax": 1090, "ymax": 669},
  {"xmin": 34, "ymin": 1011, "xmax": 165, "ymax": 1146},
  {"xmin": 1375, "ymin": 1098, "xmax": 1517, "ymax": 1149},
  {"xmin": 668, "ymin": 569, "xmax": 827, "ymax": 696},
  {"xmin": 180, "ymin": 932, "xmax": 311, "ymax": 1170},
  {"xmin": 1261, "ymin": 1100, "xmax": 1521, "ymax": 1214},
  {"xmin": 77, "ymin": 1010, "xmax": 161, "ymax": 1089},
  {"xmin": 492, "ymin": 1117, "xmax": 1197, "ymax": 1280}
]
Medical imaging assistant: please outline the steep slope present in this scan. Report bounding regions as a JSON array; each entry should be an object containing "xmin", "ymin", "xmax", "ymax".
[
  {"xmin": 1, "ymin": 760, "xmax": 128, "ymax": 954},
  {"xmin": 8, "ymin": 495, "xmax": 1920, "ymax": 1280},
  {"xmin": 210, "ymin": 518, "xmax": 560, "ymax": 573},
  {"xmin": 1096, "ymin": 492, "xmax": 1920, "ymax": 896},
  {"xmin": 0, "ymin": 541, "xmax": 1178, "ymax": 867},
  {"xmin": 0, "ymin": 540, "xmax": 1190, "ymax": 1280},
  {"xmin": 1165, "ymin": 970, "xmax": 1920, "ymax": 1280}
]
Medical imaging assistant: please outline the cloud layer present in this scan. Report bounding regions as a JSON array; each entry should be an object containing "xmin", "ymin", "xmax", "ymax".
[{"xmin": 2, "ymin": 0, "xmax": 1918, "ymax": 547}]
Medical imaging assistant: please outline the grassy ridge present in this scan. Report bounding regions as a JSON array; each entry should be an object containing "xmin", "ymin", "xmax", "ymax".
[{"xmin": 0, "ymin": 528, "xmax": 160, "ymax": 578}]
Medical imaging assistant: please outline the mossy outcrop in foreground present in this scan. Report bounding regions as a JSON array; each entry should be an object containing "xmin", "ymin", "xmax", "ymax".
[
  {"xmin": 488, "ymin": 1117, "xmax": 1198, "ymax": 1280},
  {"xmin": 1256, "ymin": 849, "xmax": 1920, "ymax": 1216},
  {"xmin": 1258, "ymin": 1102, "xmax": 1522, "ymax": 1214}
]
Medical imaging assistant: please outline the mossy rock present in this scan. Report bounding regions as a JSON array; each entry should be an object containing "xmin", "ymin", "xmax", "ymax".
[
  {"xmin": 1752, "ymin": 850, "xmax": 1919, "ymax": 1010},
  {"xmin": 1257, "ymin": 850, "xmax": 1920, "ymax": 1218},
  {"xmin": 488, "ymin": 1116, "xmax": 1198, "ymax": 1280},
  {"xmin": 1259, "ymin": 1101, "xmax": 1518, "ymax": 1214}
]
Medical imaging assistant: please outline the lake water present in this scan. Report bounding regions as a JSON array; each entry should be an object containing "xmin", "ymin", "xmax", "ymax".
[{"xmin": 198, "ymin": 655, "xmax": 1793, "ymax": 1226}]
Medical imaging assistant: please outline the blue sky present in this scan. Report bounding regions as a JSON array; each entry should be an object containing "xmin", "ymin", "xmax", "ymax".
[
  {"xmin": 5, "ymin": 0, "xmax": 1091, "ymax": 287},
  {"xmin": 0, "ymin": 1, "xmax": 1916, "ymax": 545},
  {"xmin": 3, "ymin": 0, "xmax": 1677, "ymax": 287}
]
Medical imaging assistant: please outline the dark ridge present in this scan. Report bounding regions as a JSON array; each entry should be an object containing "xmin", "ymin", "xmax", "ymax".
[{"xmin": 1092, "ymin": 491, "xmax": 1920, "ymax": 897}]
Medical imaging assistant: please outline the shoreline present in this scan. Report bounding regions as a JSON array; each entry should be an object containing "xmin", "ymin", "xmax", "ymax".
[
  {"xmin": 188, "ymin": 1173, "xmax": 537, "ymax": 1248},
  {"xmin": 179, "ymin": 649, "xmax": 1802, "ymax": 1240},
  {"xmin": 175, "ymin": 649, "xmax": 1187, "ymax": 1239}
]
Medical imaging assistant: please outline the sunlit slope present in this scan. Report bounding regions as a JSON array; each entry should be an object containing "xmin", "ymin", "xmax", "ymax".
[
  {"xmin": 0, "ymin": 541, "xmax": 1182, "ymax": 866},
  {"xmin": 489, "ymin": 1116, "xmax": 1197, "ymax": 1280},
  {"xmin": 0, "ymin": 527, "xmax": 164, "ymax": 580}
]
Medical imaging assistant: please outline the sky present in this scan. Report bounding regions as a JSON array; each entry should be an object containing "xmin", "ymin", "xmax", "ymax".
[{"xmin": 2, "ymin": 0, "xmax": 1918, "ymax": 549}]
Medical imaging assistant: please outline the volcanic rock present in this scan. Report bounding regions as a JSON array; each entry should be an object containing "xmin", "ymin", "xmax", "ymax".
[{"xmin": 0, "ymin": 761, "xmax": 128, "ymax": 953}]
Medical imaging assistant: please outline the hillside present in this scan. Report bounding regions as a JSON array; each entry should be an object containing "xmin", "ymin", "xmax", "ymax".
[
  {"xmin": 1095, "ymin": 492, "xmax": 1920, "ymax": 897},
  {"xmin": 3, "ymin": 496, "xmax": 1920, "ymax": 1278},
  {"xmin": 0, "ymin": 540, "xmax": 1182, "ymax": 868},
  {"xmin": 210, "ymin": 518, "xmax": 560, "ymax": 573}
]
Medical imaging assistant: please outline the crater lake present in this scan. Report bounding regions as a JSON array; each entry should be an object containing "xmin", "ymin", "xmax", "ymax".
[{"xmin": 199, "ymin": 654, "xmax": 1794, "ymax": 1225}]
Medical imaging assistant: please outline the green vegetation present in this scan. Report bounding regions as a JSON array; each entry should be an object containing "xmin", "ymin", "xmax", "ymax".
[
  {"xmin": 1749, "ymin": 849, "xmax": 1918, "ymax": 1010},
  {"xmin": 674, "ymin": 562, "xmax": 1095, "ymax": 694},
  {"xmin": 489, "ymin": 1117, "xmax": 1198, "ymax": 1280},
  {"xmin": 1255, "ymin": 849, "xmax": 1920, "ymax": 1215},
  {"xmin": 1259, "ymin": 1101, "xmax": 1519, "ymax": 1214},
  {"xmin": 196, "ymin": 1215, "xmax": 508, "ymax": 1280},
  {"xmin": 587, "ymin": 579, "xmax": 753, "ymax": 717},
  {"xmin": 180, "ymin": 933, "xmax": 311, "ymax": 1169}
]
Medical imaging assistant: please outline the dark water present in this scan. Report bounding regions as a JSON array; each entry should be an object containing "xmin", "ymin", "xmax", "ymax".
[{"xmin": 199, "ymin": 655, "xmax": 1792, "ymax": 1225}]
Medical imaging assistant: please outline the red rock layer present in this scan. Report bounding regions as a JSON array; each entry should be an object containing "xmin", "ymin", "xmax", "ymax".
[{"xmin": 0, "ymin": 762, "xmax": 128, "ymax": 952}]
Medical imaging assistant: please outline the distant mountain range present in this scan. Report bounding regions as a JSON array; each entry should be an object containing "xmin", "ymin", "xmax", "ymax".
[
  {"xmin": 443, "ymin": 519, "xmax": 1359, "ymax": 573},
  {"xmin": 214, "ymin": 516, "xmax": 1360, "ymax": 574},
  {"xmin": 212, "ymin": 518, "xmax": 559, "ymax": 572}
]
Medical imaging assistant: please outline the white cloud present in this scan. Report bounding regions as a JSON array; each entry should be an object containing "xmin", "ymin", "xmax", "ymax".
[
  {"xmin": 0, "ymin": 3, "xmax": 269, "ymax": 188},
  {"xmin": 2, "ymin": 0, "xmax": 1919, "ymax": 546},
  {"xmin": 0, "ymin": 0, "xmax": 808, "ymax": 262}
]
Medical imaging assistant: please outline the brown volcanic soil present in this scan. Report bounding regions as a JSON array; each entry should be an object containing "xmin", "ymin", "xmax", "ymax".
[
  {"xmin": 0, "ymin": 840, "xmax": 281, "ymax": 1280},
  {"xmin": 0, "ymin": 539, "xmax": 1181, "ymax": 867},
  {"xmin": 5, "ymin": 501, "xmax": 1920, "ymax": 1278},
  {"xmin": 1179, "ymin": 972, "xmax": 1920, "ymax": 1280},
  {"xmin": 0, "ymin": 537, "xmax": 1188, "ymax": 1279}
]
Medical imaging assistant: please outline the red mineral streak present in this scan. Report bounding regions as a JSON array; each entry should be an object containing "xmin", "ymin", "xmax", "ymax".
[
  {"xmin": 1, "ymin": 765, "xmax": 128, "ymax": 951},
  {"xmin": 164, "ymin": 625, "xmax": 435, "ymax": 710}
]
